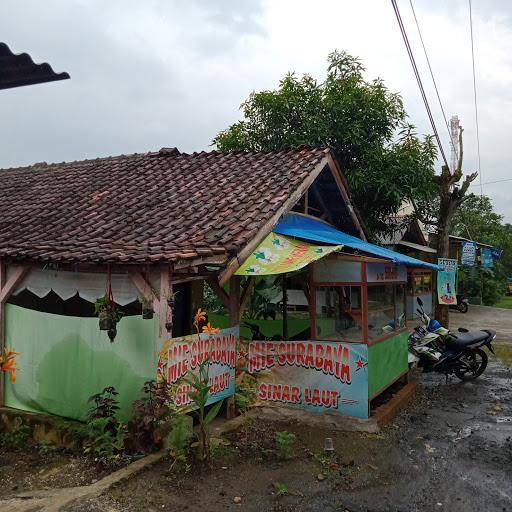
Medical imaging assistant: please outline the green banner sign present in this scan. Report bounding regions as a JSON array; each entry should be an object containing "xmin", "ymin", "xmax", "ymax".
[{"xmin": 235, "ymin": 232, "xmax": 342, "ymax": 276}]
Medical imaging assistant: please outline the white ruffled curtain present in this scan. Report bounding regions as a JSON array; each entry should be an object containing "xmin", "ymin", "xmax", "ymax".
[{"xmin": 10, "ymin": 268, "xmax": 160, "ymax": 306}]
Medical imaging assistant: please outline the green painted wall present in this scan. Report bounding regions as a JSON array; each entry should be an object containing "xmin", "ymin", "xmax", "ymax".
[
  {"xmin": 367, "ymin": 331, "xmax": 408, "ymax": 398},
  {"xmin": 4, "ymin": 304, "xmax": 160, "ymax": 421}
]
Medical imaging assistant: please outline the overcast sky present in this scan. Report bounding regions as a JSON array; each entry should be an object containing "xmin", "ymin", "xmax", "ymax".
[{"xmin": 1, "ymin": 0, "xmax": 511, "ymax": 223}]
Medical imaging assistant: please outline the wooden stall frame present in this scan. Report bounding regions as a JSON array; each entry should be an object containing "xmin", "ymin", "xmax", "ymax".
[{"xmin": 309, "ymin": 258, "xmax": 408, "ymax": 346}]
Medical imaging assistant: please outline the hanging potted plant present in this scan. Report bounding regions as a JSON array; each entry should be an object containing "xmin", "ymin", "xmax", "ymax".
[
  {"xmin": 167, "ymin": 291, "xmax": 180, "ymax": 308},
  {"xmin": 138, "ymin": 295, "xmax": 154, "ymax": 320},
  {"xmin": 94, "ymin": 296, "xmax": 123, "ymax": 342}
]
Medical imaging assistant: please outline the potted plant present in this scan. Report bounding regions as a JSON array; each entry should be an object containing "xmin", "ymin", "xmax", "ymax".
[
  {"xmin": 167, "ymin": 291, "xmax": 180, "ymax": 308},
  {"xmin": 94, "ymin": 296, "xmax": 123, "ymax": 342},
  {"xmin": 138, "ymin": 295, "xmax": 154, "ymax": 320}
]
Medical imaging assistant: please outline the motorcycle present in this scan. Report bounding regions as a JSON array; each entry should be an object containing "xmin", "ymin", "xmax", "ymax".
[
  {"xmin": 408, "ymin": 297, "xmax": 495, "ymax": 381},
  {"xmin": 449, "ymin": 294, "xmax": 469, "ymax": 314}
]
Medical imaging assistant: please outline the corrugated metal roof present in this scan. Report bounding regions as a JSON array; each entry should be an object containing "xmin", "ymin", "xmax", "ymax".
[{"xmin": 0, "ymin": 42, "xmax": 69, "ymax": 90}]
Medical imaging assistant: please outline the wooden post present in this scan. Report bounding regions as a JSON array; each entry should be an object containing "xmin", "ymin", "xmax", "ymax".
[
  {"xmin": 0, "ymin": 261, "xmax": 5, "ymax": 407},
  {"xmin": 159, "ymin": 265, "xmax": 172, "ymax": 339},
  {"xmin": 282, "ymin": 273, "xmax": 288, "ymax": 340},
  {"xmin": 0, "ymin": 263, "xmax": 31, "ymax": 406},
  {"xmin": 239, "ymin": 277, "xmax": 254, "ymax": 320},
  {"xmin": 225, "ymin": 275, "xmax": 240, "ymax": 419}
]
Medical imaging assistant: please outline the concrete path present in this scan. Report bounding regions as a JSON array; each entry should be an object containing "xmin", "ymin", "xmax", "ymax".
[
  {"xmin": 0, "ymin": 451, "xmax": 165, "ymax": 512},
  {"xmin": 449, "ymin": 304, "xmax": 512, "ymax": 342}
]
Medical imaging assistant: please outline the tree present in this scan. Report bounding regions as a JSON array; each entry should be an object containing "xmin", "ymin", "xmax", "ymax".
[
  {"xmin": 213, "ymin": 50, "xmax": 437, "ymax": 237},
  {"xmin": 453, "ymin": 195, "xmax": 512, "ymax": 305},
  {"xmin": 415, "ymin": 126, "xmax": 477, "ymax": 324}
]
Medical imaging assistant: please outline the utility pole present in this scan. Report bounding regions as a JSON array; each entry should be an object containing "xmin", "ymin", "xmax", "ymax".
[{"xmin": 450, "ymin": 116, "xmax": 460, "ymax": 172}]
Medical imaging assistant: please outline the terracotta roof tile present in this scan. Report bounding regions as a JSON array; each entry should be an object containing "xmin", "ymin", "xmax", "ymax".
[{"xmin": 0, "ymin": 146, "xmax": 330, "ymax": 265}]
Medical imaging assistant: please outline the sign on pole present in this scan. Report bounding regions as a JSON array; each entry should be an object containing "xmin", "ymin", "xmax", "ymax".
[
  {"xmin": 481, "ymin": 248, "xmax": 494, "ymax": 268},
  {"xmin": 437, "ymin": 258, "xmax": 457, "ymax": 305},
  {"xmin": 461, "ymin": 241, "xmax": 476, "ymax": 266}
]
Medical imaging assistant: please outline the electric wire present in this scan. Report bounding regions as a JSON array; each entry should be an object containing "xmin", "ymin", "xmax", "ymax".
[
  {"xmin": 409, "ymin": 0, "xmax": 458, "ymax": 162},
  {"xmin": 390, "ymin": 0, "xmax": 450, "ymax": 168},
  {"xmin": 470, "ymin": 177, "xmax": 512, "ymax": 187},
  {"xmin": 469, "ymin": 0, "xmax": 483, "ymax": 196}
]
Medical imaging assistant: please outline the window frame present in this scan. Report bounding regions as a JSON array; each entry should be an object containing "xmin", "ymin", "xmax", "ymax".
[{"xmin": 310, "ymin": 260, "xmax": 408, "ymax": 345}]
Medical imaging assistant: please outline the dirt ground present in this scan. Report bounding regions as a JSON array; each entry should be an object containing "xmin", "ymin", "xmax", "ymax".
[
  {"xmin": 65, "ymin": 346, "xmax": 510, "ymax": 512},
  {"xmin": 2, "ymin": 307, "xmax": 511, "ymax": 511},
  {"xmin": 0, "ymin": 445, "xmax": 125, "ymax": 500}
]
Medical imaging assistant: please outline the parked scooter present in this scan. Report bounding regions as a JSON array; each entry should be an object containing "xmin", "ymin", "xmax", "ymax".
[
  {"xmin": 449, "ymin": 294, "xmax": 469, "ymax": 313},
  {"xmin": 408, "ymin": 297, "xmax": 495, "ymax": 381}
]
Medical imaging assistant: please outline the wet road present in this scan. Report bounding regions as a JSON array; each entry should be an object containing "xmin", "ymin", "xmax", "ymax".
[
  {"xmin": 341, "ymin": 356, "xmax": 512, "ymax": 512},
  {"xmin": 448, "ymin": 305, "xmax": 512, "ymax": 343}
]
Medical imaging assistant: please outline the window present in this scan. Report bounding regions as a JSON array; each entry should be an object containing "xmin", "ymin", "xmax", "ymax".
[
  {"xmin": 315, "ymin": 286, "xmax": 362, "ymax": 341},
  {"xmin": 409, "ymin": 271, "xmax": 432, "ymax": 295},
  {"xmin": 367, "ymin": 285, "xmax": 395, "ymax": 340},
  {"xmin": 367, "ymin": 284, "xmax": 407, "ymax": 341},
  {"xmin": 396, "ymin": 284, "xmax": 406, "ymax": 329}
]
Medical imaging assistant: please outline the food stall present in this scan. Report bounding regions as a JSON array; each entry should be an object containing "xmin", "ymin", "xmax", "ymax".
[{"xmin": 238, "ymin": 213, "xmax": 438, "ymax": 420}]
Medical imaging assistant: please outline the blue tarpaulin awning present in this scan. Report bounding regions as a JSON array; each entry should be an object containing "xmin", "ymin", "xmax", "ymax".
[{"xmin": 274, "ymin": 213, "xmax": 440, "ymax": 271}]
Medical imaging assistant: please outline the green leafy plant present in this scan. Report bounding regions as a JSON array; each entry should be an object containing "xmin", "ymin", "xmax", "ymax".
[
  {"xmin": 125, "ymin": 380, "xmax": 171, "ymax": 454},
  {"xmin": 167, "ymin": 414, "xmax": 192, "ymax": 464},
  {"xmin": 167, "ymin": 290, "xmax": 180, "ymax": 308},
  {"xmin": 273, "ymin": 482, "xmax": 290, "ymax": 496},
  {"xmin": 185, "ymin": 357, "xmax": 223, "ymax": 462},
  {"xmin": 0, "ymin": 424, "xmax": 31, "ymax": 449},
  {"xmin": 138, "ymin": 295, "xmax": 154, "ymax": 319},
  {"xmin": 88, "ymin": 386, "xmax": 120, "ymax": 419},
  {"xmin": 38, "ymin": 441, "xmax": 58, "ymax": 455},
  {"xmin": 94, "ymin": 296, "xmax": 123, "ymax": 341},
  {"xmin": 274, "ymin": 431, "xmax": 296, "ymax": 460},
  {"xmin": 83, "ymin": 386, "xmax": 125, "ymax": 462},
  {"xmin": 83, "ymin": 416, "xmax": 125, "ymax": 459},
  {"xmin": 314, "ymin": 452, "xmax": 347, "ymax": 481},
  {"xmin": 214, "ymin": 50, "xmax": 437, "ymax": 237},
  {"xmin": 184, "ymin": 309, "xmax": 224, "ymax": 462},
  {"xmin": 209, "ymin": 439, "xmax": 236, "ymax": 462}
]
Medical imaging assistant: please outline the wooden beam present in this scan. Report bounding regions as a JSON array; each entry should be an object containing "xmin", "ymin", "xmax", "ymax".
[
  {"xmin": 0, "ymin": 261, "xmax": 6, "ymax": 407},
  {"xmin": 228, "ymin": 276, "xmax": 240, "ymax": 326},
  {"xmin": 129, "ymin": 271, "xmax": 160, "ymax": 313},
  {"xmin": 159, "ymin": 265, "xmax": 172, "ymax": 339},
  {"xmin": 324, "ymin": 151, "xmax": 367, "ymax": 241},
  {"xmin": 0, "ymin": 265, "xmax": 31, "ymax": 304},
  {"xmin": 218, "ymin": 155, "xmax": 332, "ymax": 286},
  {"xmin": 0, "ymin": 263, "xmax": 30, "ymax": 407},
  {"xmin": 174, "ymin": 255, "xmax": 227, "ymax": 270},
  {"xmin": 207, "ymin": 275, "xmax": 230, "ymax": 310}
]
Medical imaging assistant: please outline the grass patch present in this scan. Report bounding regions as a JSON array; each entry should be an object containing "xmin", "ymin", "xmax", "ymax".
[
  {"xmin": 494, "ymin": 296, "xmax": 512, "ymax": 309},
  {"xmin": 494, "ymin": 343, "xmax": 512, "ymax": 367}
]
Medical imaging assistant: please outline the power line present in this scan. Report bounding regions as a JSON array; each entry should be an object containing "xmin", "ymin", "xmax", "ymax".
[
  {"xmin": 469, "ymin": 0, "xmax": 483, "ymax": 196},
  {"xmin": 390, "ymin": 0, "xmax": 450, "ymax": 168},
  {"xmin": 469, "ymin": 177, "xmax": 512, "ymax": 187},
  {"xmin": 409, "ymin": 0, "xmax": 458, "ymax": 162}
]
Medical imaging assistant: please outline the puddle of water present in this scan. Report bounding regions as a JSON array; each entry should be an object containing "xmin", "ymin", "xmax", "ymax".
[{"xmin": 494, "ymin": 344, "xmax": 512, "ymax": 367}]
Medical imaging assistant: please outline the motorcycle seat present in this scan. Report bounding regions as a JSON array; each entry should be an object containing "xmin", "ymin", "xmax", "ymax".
[{"xmin": 447, "ymin": 330, "xmax": 489, "ymax": 348}]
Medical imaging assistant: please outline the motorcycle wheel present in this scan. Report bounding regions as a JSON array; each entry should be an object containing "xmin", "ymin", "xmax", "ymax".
[
  {"xmin": 458, "ymin": 302, "xmax": 469, "ymax": 314},
  {"xmin": 454, "ymin": 348, "xmax": 488, "ymax": 381}
]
